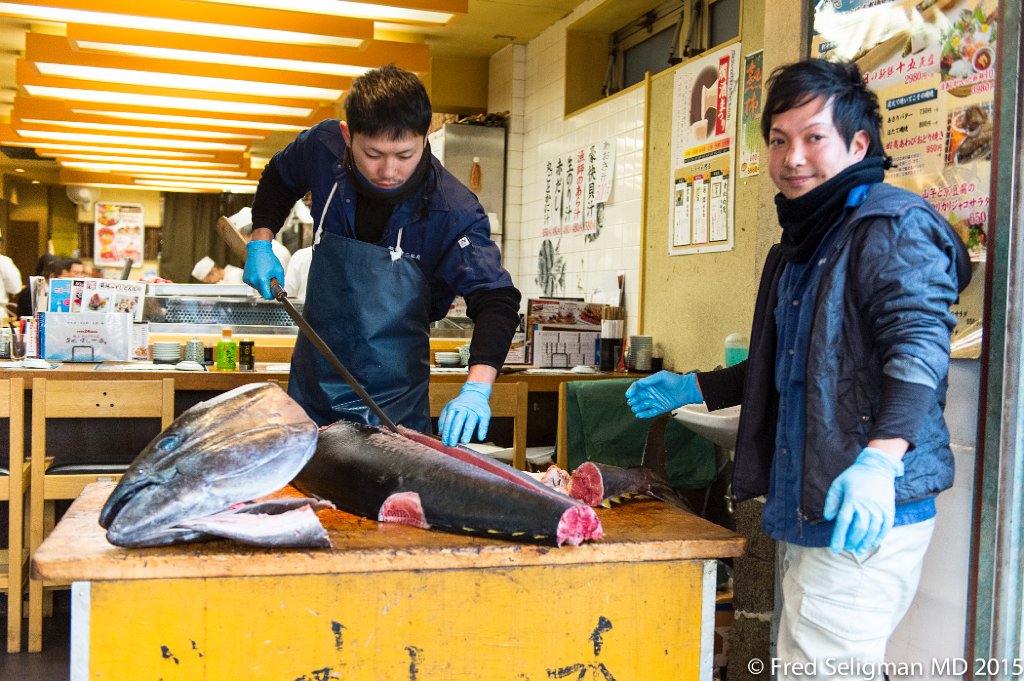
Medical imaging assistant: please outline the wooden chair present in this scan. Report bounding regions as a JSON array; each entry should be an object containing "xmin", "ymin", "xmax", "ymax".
[
  {"xmin": 27, "ymin": 378, "xmax": 175, "ymax": 652},
  {"xmin": 428, "ymin": 381, "xmax": 528, "ymax": 469},
  {"xmin": 0, "ymin": 378, "xmax": 27, "ymax": 652}
]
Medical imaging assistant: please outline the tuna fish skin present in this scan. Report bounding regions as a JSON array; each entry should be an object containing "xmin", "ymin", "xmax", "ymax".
[
  {"xmin": 293, "ymin": 422, "xmax": 602, "ymax": 547},
  {"xmin": 100, "ymin": 383, "xmax": 321, "ymax": 548}
]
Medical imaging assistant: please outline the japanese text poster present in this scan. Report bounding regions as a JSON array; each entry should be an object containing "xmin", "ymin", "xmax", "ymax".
[
  {"xmin": 740, "ymin": 50, "xmax": 764, "ymax": 178},
  {"xmin": 669, "ymin": 42, "xmax": 740, "ymax": 256}
]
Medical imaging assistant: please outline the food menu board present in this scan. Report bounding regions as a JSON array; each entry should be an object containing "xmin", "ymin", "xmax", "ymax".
[
  {"xmin": 812, "ymin": 0, "xmax": 996, "ymax": 262},
  {"xmin": 94, "ymin": 202, "xmax": 144, "ymax": 268}
]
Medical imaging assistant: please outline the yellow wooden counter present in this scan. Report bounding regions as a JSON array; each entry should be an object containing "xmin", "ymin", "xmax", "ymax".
[{"xmin": 36, "ymin": 482, "xmax": 744, "ymax": 681}]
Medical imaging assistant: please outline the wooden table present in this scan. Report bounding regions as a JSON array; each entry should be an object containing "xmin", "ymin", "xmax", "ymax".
[{"xmin": 36, "ymin": 482, "xmax": 744, "ymax": 681}]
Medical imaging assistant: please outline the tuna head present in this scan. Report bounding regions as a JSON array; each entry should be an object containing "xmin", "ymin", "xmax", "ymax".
[{"xmin": 100, "ymin": 382, "xmax": 319, "ymax": 547}]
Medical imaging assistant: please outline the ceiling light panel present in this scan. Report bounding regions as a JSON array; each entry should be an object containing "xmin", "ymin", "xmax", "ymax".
[
  {"xmin": 11, "ymin": 129, "xmax": 248, "ymax": 151},
  {"xmin": 198, "ymin": 0, "xmax": 467, "ymax": 25},
  {"xmin": 16, "ymin": 118, "xmax": 264, "ymax": 140},
  {"xmin": 24, "ymin": 33, "xmax": 352, "ymax": 98},
  {"xmin": 0, "ymin": 0, "xmax": 372, "ymax": 47},
  {"xmin": 66, "ymin": 26, "xmax": 431, "ymax": 75},
  {"xmin": 20, "ymin": 84, "xmax": 316, "ymax": 117},
  {"xmin": 11, "ymin": 97, "xmax": 312, "ymax": 135}
]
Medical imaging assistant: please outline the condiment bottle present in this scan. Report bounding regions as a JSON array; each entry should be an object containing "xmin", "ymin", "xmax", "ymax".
[
  {"xmin": 469, "ymin": 156, "xmax": 482, "ymax": 193},
  {"xmin": 238, "ymin": 338, "xmax": 255, "ymax": 371},
  {"xmin": 215, "ymin": 327, "xmax": 237, "ymax": 370}
]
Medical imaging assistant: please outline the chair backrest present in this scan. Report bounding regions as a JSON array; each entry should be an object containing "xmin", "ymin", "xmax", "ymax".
[
  {"xmin": 32, "ymin": 378, "xmax": 175, "ymax": 473},
  {"xmin": 0, "ymin": 378, "xmax": 24, "ymax": 479},
  {"xmin": 429, "ymin": 381, "xmax": 529, "ymax": 469}
]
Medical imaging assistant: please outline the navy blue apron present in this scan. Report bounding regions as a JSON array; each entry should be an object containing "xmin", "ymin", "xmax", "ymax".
[{"xmin": 288, "ymin": 226, "xmax": 432, "ymax": 431}]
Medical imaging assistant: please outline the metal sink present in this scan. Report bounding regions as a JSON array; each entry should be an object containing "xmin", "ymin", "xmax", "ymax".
[{"xmin": 671, "ymin": 403, "xmax": 741, "ymax": 451}]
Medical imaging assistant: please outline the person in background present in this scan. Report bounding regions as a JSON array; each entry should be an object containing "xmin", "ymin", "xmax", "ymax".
[
  {"xmin": 283, "ymin": 199, "xmax": 315, "ymax": 300},
  {"xmin": 245, "ymin": 64, "xmax": 521, "ymax": 446},
  {"xmin": 0, "ymin": 253, "xmax": 22, "ymax": 319},
  {"xmin": 284, "ymin": 245, "xmax": 312, "ymax": 301},
  {"xmin": 625, "ymin": 59, "xmax": 970, "ymax": 678},
  {"xmin": 14, "ymin": 254, "xmax": 59, "ymax": 317},
  {"xmin": 191, "ymin": 256, "xmax": 243, "ymax": 285},
  {"xmin": 61, "ymin": 258, "xmax": 85, "ymax": 277}
]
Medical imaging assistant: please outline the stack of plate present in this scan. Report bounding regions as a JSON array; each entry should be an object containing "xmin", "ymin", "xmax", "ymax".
[
  {"xmin": 152, "ymin": 341, "xmax": 182, "ymax": 364},
  {"xmin": 627, "ymin": 335, "xmax": 654, "ymax": 371},
  {"xmin": 435, "ymin": 351, "xmax": 462, "ymax": 367}
]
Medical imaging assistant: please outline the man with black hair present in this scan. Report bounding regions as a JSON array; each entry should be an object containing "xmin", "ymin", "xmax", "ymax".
[
  {"xmin": 625, "ymin": 59, "xmax": 970, "ymax": 676},
  {"xmin": 246, "ymin": 64, "xmax": 521, "ymax": 447}
]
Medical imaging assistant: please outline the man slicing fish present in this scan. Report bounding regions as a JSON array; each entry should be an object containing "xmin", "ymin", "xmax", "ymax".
[{"xmin": 245, "ymin": 64, "xmax": 521, "ymax": 446}]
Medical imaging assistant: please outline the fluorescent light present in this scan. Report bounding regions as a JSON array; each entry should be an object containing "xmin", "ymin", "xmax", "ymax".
[
  {"xmin": 0, "ymin": 1, "xmax": 370, "ymax": 47},
  {"xmin": 72, "ymin": 110, "xmax": 309, "ymax": 132},
  {"xmin": 26, "ymin": 143, "xmax": 219, "ymax": 158},
  {"xmin": 14, "ymin": 129, "xmax": 247, "ymax": 150},
  {"xmin": 32, "ymin": 63, "xmax": 343, "ymax": 100},
  {"xmin": 199, "ymin": 0, "xmax": 462, "ymax": 25},
  {"xmin": 133, "ymin": 178, "xmax": 258, "ymax": 192},
  {"xmin": 55, "ymin": 154, "xmax": 239, "ymax": 168},
  {"xmin": 22, "ymin": 86, "xmax": 314, "ymax": 117},
  {"xmin": 61, "ymin": 161, "xmax": 249, "ymax": 177},
  {"xmin": 19, "ymin": 118, "xmax": 263, "ymax": 140},
  {"xmin": 75, "ymin": 40, "xmax": 372, "ymax": 78}
]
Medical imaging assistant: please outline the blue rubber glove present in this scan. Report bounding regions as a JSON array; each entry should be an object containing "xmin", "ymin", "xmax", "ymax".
[
  {"xmin": 624, "ymin": 371, "xmax": 703, "ymax": 419},
  {"xmin": 243, "ymin": 240, "xmax": 285, "ymax": 300},
  {"xmin": 823, "ymin": 447, "xmax": 904, "ymax": 554},
  {"xmin": 438, "ymin": 382, "xmax": 492, "ymax": 447}
]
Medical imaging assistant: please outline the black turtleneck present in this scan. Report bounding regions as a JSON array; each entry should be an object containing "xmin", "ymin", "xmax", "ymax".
[
  {"xmin": 348, "ymin": 144, "xmax": 432, "ymax": 243},
  {"xmin": 774, "ymin": 156, "xmax": 886, "ymax": 263}
]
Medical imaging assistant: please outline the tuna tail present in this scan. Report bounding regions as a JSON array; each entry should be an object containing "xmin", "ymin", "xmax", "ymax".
[{"xmin": 639, "ymin": 414, "xmax": 690, "ymax": 511}]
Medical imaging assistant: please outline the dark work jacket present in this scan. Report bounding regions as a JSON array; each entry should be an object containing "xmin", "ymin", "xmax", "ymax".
[{"xmin": 699, "ymin": 183, "xmax": 971, "ymax": 522}]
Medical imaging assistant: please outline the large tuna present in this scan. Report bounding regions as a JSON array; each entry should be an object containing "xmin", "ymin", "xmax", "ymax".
[
  {"xmin": 293, "ymin": 422, "xmax": 603, "ymax": 547},
  {"xmin": 99, "ymin": 382, "xmax": 327, "ymax": 548}
]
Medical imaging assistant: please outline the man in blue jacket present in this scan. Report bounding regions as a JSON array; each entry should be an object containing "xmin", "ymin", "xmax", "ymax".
[
  {"xmin": 626, "ymin": 59, "xmax": 970, "ymax": 677},
  {"xmin": 245, "ymin": 64, "xmax": 521, "ymax": 446}
]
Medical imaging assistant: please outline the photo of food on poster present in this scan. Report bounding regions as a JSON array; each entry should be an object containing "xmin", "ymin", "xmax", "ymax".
[
  {"xmin": 812, "ymin": 0, "xmax": 995, "ymax": 354},
  {"xmin": 94, "ymin": 202, "xmax": 145, "ymax": 268}
]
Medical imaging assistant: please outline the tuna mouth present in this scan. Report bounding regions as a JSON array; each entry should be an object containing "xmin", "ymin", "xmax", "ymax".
[{"xmin": 97, "ymin": 478, "xmax": 159, "ymax": 529}]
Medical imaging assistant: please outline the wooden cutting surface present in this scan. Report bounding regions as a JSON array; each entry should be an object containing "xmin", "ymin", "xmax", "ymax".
[{"xmin": 34, "ymin": 481, "xmax": 745, "ymax": 582}]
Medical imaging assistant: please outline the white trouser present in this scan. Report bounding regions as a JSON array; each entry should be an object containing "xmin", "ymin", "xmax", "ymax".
[{"xmin": 773, "ymin": 519, "xmax": 935, "ymax": 681}]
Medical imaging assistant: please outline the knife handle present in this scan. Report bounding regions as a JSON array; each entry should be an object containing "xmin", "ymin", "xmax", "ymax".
[{"xmin": 269, "ymin": 277, "xmax": 286, "ymax": 301}]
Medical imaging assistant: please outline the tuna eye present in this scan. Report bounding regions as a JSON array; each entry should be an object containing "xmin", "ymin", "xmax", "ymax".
[{"xmin": 155, "ymin": 434, "xmax": 180, "ymax": 451}]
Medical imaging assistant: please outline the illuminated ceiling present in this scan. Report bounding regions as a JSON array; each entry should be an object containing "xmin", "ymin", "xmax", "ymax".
[{"xmin": 0, "ymin": 0, "xmax": 585, "ymax": 192}]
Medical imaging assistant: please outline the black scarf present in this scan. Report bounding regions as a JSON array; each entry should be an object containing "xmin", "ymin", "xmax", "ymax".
[
  {"xmin": 775, "ymin": 156, "xmax": 886, "ymax": 263},
  {"xmin": 347, "ymin": 142, "xmax": 432, "ymax": 243}
]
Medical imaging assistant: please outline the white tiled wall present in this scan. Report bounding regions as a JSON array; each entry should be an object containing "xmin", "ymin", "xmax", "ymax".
[{"xmin": 489, "ymin": 3, "xmax": 646, "ymax": 336}]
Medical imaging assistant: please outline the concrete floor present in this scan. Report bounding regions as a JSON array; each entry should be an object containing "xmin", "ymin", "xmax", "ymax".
[{"xmin": 0, "ymin": 596, "xmax": 71, "ymax": 681}]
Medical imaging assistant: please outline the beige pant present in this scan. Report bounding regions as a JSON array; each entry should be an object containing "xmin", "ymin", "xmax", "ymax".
[{"xmin": 774, "ymin": 519, "xmax": 935, "ymax": 681}]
